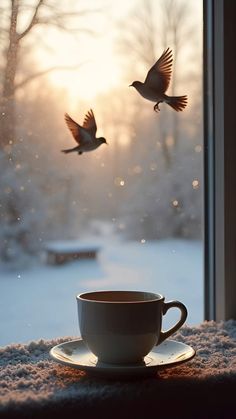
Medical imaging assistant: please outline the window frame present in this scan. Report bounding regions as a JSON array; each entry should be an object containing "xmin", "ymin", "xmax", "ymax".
[{"xmin": 204, "ymin": 0, "xmax": 236, "ymax": 321}]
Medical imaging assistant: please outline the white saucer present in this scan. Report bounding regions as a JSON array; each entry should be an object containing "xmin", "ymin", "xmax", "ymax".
[{"xmin": 50, "ymin": 339, "xmax": 195, "ymax": 378}]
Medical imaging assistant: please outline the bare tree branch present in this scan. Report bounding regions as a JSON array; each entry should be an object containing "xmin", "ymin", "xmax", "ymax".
[
  {"xmin": 0, "ymin": 0, "xmax": 102, "ymax": 150},
  {"xmin": 18, "ymin": 0, "xmax": 44, "ymax": 40},
  {"xmin": 35, "ymin": 18, "xmax": 96, "ymax": 36},
  {"xmin": 17, "ymin": 3, "xmax": 102, "ymax": 41},
  {"xmin": 50, "ymin": 10, "xmax": 102, "ymax": 18},
  {"xmin": 43, "ymin": 3, "xmax": 102, "ymax": 17},
  {"xmin": 14, "ymin": 62, "xmax": 89, "ymax": 90}
]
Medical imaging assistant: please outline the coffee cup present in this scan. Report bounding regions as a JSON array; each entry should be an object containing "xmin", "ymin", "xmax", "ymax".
[{"xmin": 76, "ymin": 290, "xmax": 187, "ymax": 365}]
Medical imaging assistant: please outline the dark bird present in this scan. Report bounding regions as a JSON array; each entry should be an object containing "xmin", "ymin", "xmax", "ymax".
[
  {"xmin": 62, "ymin": 109, "xmax": 107, "ymax": 155},
  {"xmin": 129, "ymin": 48, "xmax": 187, "ymax": 113}
]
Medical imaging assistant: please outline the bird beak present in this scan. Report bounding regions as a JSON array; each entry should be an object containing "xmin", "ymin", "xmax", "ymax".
[{"xmin": 129, "ymin": 84, "xmax": 132, "ymax": 87}]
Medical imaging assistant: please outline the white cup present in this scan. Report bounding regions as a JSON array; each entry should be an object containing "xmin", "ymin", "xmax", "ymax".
[{"xmin": 76, "ymin": 290, "xmax": 187, "ymax": 365}]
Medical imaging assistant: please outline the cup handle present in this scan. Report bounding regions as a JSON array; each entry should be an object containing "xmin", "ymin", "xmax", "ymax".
[{"xmin": 158, "ymin": 300, "xmax": 188, "ymax": 345}]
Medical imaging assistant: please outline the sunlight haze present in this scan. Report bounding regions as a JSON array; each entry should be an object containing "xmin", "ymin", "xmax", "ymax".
[{"xmin": 30, "ymin": 0, "xmax": 202, "ymax": 108}]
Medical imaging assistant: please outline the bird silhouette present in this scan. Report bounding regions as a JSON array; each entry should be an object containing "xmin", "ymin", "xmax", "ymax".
[
  {"xmin": 130, "ymin": 48, "xmax": 187, "ymax": 113},
  {"xmin": 62, "ymin": 109, "xmax": 107, "ymax": 155}
]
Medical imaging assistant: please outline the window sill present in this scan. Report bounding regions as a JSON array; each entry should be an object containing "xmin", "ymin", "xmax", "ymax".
[{"xmin": 0, "ymin": 321, "xmax": 236, "ymax": 419}]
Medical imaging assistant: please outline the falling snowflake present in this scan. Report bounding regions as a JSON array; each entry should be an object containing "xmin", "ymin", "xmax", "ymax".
[
  {"xmin": 195, "ymin": 145, "xmax": 202, "ymax": 153},
  {"xmin": 114, "ymin": 177, "xmax": 125, "ymax": 187},
  {"xmin": 150, "ymin": 163, "xmax": 157, "ymax": 171},
  {"xmin": 192, "ymin": 179, "xmax": 199, "ymax": 189},
  {"xmin": 172, "ymin": 200, "xmax": 179, "ymax": 207}
]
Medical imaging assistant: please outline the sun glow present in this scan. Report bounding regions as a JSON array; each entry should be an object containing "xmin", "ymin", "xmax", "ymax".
[
  {"xmin": 47, "ymin": 39, "xmax": 121, "ymax": 104},
  {"xmin": 32, "ymin": 2, "xmax": 127, "ymax": 107}
]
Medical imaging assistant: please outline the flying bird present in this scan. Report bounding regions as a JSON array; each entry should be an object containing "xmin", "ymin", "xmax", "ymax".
[
  {"xmin": 129, "ymin": 48, "xmax": 187, "ymax": 113},
  {"xmin": 62, "ymin": 109, "xmax": 107, "ymax": 155}
]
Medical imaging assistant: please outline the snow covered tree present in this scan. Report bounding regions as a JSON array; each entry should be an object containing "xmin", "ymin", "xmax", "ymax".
[
  {"xmin": 0, "ymin": 0, "xmax": 98, "ymax": 264},
  {"xmin": 0, "ymin": 0, "xmax": 97, "ymax": 149}
]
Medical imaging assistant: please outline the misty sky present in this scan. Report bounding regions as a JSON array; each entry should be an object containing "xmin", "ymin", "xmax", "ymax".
[{"xmin": 27, "ymin": 0, "xmax": 202, "ymax": 108}]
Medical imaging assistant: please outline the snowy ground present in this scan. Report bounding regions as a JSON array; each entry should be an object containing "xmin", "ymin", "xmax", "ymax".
[{"xmin": 0, "ymin": 238, "xmax": 203, "ymax": 347}]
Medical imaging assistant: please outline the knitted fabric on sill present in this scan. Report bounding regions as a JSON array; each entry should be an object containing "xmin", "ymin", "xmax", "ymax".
[{"xmin": 0, "ymin": 320, "xmax": 236, "ymax": 418}]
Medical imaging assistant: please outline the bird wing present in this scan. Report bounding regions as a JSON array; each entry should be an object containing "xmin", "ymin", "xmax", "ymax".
[
  {"xmin": 144, "ymin": 48, "xmax": 173, "ymax": 93},
  {"xmin": 82, "ymin": 109, "xmax": 97, "ymax": 136},
  {"xmin": 64, "ymin": 113, "xmax": 81, "ymax": 145}
]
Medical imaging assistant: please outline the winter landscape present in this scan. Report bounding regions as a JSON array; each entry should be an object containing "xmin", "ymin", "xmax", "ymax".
[
  {"xmin": 0, "ymin": 237, "xmax": 203, "ymax": 347},
  {"xmin": 0, "ymin": 0, "xmax": 203, "ymax": 348}
]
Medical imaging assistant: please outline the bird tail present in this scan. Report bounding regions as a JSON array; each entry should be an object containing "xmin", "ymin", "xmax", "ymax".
[
  {"xmin": 166, "ymin": 95, "xmax": 188, "ymax": 112},
  {"xmin": 61, "ymin": 147, "xmax": 78, "ymax": 154}
]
